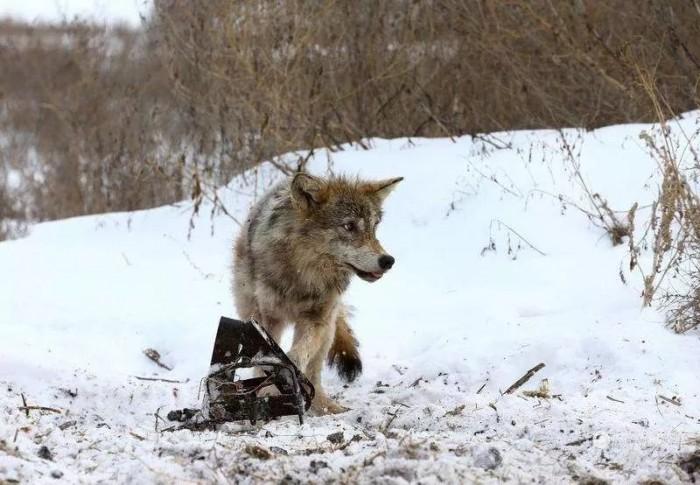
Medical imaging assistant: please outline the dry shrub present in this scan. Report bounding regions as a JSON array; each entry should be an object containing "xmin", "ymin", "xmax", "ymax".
[
  {"xmin": 0, "ymin": 20, "xmax": 187, "ymax": 221},
  {"xmin": 0, "ymin": 1, "xmax": 699, "ymax": 229},
  {"xmin": 639, "ymin": 132, "xmax": 700, "ymax": 332},
  {"xmin": 153, "ymin": 0, "xmax": 700, "ymax": 152},
  {"xmin": 630, "ymin": 74, "xmax": 700, "ymax": 332},
  {"xmin": 553, "ymin": 130, "xmax": 638, "ymax": 247}
]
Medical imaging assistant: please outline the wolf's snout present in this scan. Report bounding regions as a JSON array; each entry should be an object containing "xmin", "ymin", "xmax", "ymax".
[{"xmin": 378, "ymin": 254, "xmax": 395, "ymax": 270}]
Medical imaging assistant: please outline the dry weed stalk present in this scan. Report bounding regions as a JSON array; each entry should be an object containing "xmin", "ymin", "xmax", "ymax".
[
  {"xmin": 557, "ymin": 131, "xmax": 636, "ymax": 247},
  {"xmin": 633, "ymin": 70, "xmax": 700, "ymax": 331}
]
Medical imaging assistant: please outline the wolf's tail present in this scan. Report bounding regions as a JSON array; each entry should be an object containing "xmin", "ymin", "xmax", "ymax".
[{"xmin": 327, "ymin": 306, "xmax": 362, "ymax": 383}]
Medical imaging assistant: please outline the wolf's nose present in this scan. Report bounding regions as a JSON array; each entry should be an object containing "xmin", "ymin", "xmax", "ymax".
[{"xmin": 378, "ymin": 255, "xmax": 395, "ymax": 270}]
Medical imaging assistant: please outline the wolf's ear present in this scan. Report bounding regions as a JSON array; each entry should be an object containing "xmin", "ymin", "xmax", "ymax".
[
  {"xmin": 364, "ymin": 177, "xmax": 403, "ymax": 202},
  {"xmin": 291, "ymin": 172, "xmax": 326, "ymax": 210}
]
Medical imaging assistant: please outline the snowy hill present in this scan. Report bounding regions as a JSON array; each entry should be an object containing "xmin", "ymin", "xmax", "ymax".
[{"xmin": 2, "ymin": 116, "xmax": 700, "ymax": 483}]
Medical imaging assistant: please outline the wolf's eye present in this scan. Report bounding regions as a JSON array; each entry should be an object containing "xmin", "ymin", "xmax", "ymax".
[{"xmin": 342, "ymin": 221, "xmax": 355, "ymax": 232}]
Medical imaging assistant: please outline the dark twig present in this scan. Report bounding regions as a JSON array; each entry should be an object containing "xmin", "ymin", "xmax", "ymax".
[
  {"xmin": 381, "ymin": 408, "xmax": 400, "ymax": 433},
  {"xmin": 18, "ymin": 406, "xmax": 62, "ymax": 414},
  {"xmin": 566, "ymin": 436, "xmax": 593, "ymax": 446},
  {"xmin": 59, "ymin": 420, "xmax": 77, "ymax": 430},
  {"xmin": 267, "ymin": 159, "xmax": 294, "ymax": 176},
  {"xmin": 20, "ymin": 393, "xmax": 29, "ymax": 418},
  {"xmin": 155, "ymin": 407, "xmax": 162, "ymax": 432},
  {"xmin": 472, "ymin": 133, "xmax": 512, "ymax": 150},
  {"xmin": 132, "ymin": 376, "xmax": 190, "ymax": 384},
  {"xmin": 658, "ymin": 394, "xmax": 682, "ymax": 406},
  {"xmin": 504, "ymin": 363, "xmax": 546, "ymax": 395},
  {"xmin": 493, "ymin": 219, "xmax": 547, "ymax": 256},
  {"xmin": 143, "ymin": 348, "xmax": 173, "ymax": 371}
]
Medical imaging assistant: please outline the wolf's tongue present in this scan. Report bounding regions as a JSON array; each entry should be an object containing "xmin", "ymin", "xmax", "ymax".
[{"xmin": 371, "ymin": 272, "xmax": 382, "ymax": 279}]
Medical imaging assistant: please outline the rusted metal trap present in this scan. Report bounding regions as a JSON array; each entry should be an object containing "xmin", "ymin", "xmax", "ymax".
[{"xmin": 167, "ymin": 317, "xmax": 314, "ymax": 428}]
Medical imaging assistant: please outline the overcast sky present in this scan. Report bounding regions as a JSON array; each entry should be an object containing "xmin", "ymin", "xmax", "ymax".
[{"xmin": 0, "ymin": 0, "xmax": 152, "ymax": 26}]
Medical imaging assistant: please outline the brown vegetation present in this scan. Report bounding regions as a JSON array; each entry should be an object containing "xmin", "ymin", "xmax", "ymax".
[
  {"xmin": 1, "ymin": 0, "xmax": 699, "ymax": 230},
  {"xmin": 633, "ymin": 88, "xmax": 700, "ymax": 332}
]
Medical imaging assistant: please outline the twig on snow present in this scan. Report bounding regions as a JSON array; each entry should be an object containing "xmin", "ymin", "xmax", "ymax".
[
  {"xmin": 59, "ymin": 420, "xmax": 77, "ymax": 430},
  {"xmin": 443, "ymin": 404, "xmax": 466, "ymax": 417},
  {"xmin": 504, "ymin": 363, "xmax": 546, "ymax": 395},
  {"xmin": 143, "ymin": 348, "xmax": 173, "ymax": 371},
  {"xmin": 20, "ymin": 393, "xmax": 29, "ymax": 418},
  {"xmin": 381, "ymin": 408, "xmax": 400, "ymax": 433},
  {"xmin": 363, "ymin": 450, "xmax": 386, "ymax": 466},
  {"xmin": 18, "ymin": 406, "xmax": 62, "ymax": 414},
  {"xmin": 488, "ymin": 402, "xmax": 500, "ymax": 423},
  {"xmin": 658, "ymin": 394, "xmax": 682, "ymax": 406},
  {"xmin": 492, "ymin": 219, "xmax": 547, "ymax": 256},
  {"xmin": 566, "ymin": 436, "xmax": 593, "ymax": 446},
  {"xmin": 154, "ymin": 406, "xmax": 164, "ymax": 432},
  {"xmin": 132, "ymin": 376, "xmax": 189, "ymax": 384}
]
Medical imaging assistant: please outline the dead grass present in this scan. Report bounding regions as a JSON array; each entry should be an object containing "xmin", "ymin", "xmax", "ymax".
[
  {"xmin": 0, "ymin": 1, "xmax": 699, "ymax": 236},
  {"xmin": 628, "ymin": 76, "xmax": 700, "ymax": 332}
]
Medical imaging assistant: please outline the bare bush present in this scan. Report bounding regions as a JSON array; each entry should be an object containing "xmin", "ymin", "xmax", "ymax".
[
  {"xmin": 0, "ymin": 20, "xmax": 186, "ymax": 221},
  {"xmin": 639, "ymin": 129, "xmax": 700, "ymax": 332},
  {"xmin": 0, "ymin": 1, "xmax": 699, "ymax": 229},
  {"xmin": 627, "ymin": 74, "xmax": 700, "ymax": 332},
  {"xmin": 153, "ymin": 0, "xmax": 700, "ymax": 153}
]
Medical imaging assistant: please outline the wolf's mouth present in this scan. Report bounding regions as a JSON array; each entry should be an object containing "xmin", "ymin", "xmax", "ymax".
[{"xmin": 347, "ymin": 264, "xmax": 384, "ymax": 282}]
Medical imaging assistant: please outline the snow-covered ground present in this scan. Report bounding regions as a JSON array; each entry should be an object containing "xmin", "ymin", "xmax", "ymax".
[{"xmin": 2, "ymin": 115, "xmax": 700, "ymax": 483}]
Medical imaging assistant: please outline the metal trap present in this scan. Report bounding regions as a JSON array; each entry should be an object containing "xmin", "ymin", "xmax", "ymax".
[{"xmin": 168, "ymin": 317, "xmax": 314, "ymax": 427}]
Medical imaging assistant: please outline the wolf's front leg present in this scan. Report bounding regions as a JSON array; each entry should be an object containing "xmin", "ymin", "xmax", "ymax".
[{"xmin": 288, "ymin": 319, "xmax": 348, "ymax": 415}]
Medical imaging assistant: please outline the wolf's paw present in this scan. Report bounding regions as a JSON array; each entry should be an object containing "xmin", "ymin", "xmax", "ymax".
[
  {"xmin": 310, "ymin": 395, "xmax": 350, "ymax": 416},
  {"xmin": 338, "ymin": 355, "xmax": 363, "ymax": 383},
  {"xmin": 329, "ymin": 353, "xmax": 363, "ymax": 383}
]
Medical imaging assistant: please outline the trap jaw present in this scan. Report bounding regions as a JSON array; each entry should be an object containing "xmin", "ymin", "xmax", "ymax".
[{"xmin": 203, "ymin": 317, "xmax": 314, "ymax": 425}]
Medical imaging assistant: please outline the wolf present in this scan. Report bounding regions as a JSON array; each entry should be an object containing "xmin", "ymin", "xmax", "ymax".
[{"xmin": 232, "ymin": 172, "xmax": 402, "ymax": 414}]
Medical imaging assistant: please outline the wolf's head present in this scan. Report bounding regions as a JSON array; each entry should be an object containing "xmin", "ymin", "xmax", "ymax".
[{"xmin": 290, "ymin": 172, "xmax": 403, "ymax": 283}]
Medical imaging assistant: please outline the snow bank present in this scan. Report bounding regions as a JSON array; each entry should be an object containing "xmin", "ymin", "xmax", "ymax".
[{"xmin": 1, "ymin": 114, "xmax": 699, "ymax": 483}]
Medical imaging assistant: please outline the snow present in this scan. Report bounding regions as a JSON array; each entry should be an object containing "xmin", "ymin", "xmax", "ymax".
[
  {"xmin": 2, "ymin": 114, "xmax": 700, "ymax": 483},
  {"xmin": 0, "ymin": 0, "xmax": 151, "ymax": 27}
]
